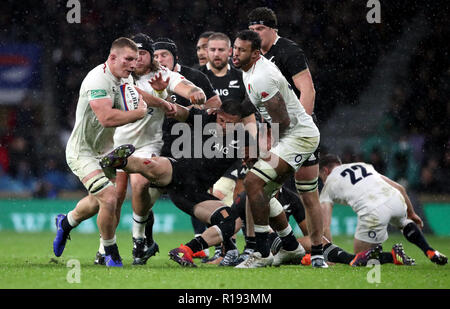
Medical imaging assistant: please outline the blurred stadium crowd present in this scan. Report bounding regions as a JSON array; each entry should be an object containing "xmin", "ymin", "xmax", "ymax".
[{"xmin": 0, "ymin": 0, "xmax": 448, "ymax": 197}]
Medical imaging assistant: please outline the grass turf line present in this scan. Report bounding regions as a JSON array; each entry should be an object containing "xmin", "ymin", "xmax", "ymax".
[{"xmin": 0, "ymin": 231, "xmax": 449, "ymax": 289}]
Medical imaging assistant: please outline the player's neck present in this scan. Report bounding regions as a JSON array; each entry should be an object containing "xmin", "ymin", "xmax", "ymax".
[
  {"xmin": 105, "ymin": 60, "xmax": 121, "ymax": 81},
  {"xmin": 261, "ymin": 34, "xmax": 278, "ymax": 55},
  {"xmin": 242, "ymin": 56, "xmax": 260, "ymax": 72}
]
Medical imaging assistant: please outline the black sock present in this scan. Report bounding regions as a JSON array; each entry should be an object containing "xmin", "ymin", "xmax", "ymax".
[
  {"xmin": 245, "ymin": 236, "xmax": 256, "ymax": 251},
  {"xmin": 323, "ymin": 243, "xmax": 354, "ymax": 264},
  {"xmin": 311, "ymin": 244, "xmax": 324, "ymax": 257},
  {"xmin": 402, "ymin": 222, "xmax": 434, "ymax": 255},
  {"xmin": 104, "ymin": 244, "xmax": 121, "ymax": 260},
  {"xmin": 223, "ymin": 237, "xmax": 237, "ymax": 252},
  {"xmin": 145, "ymin": 211, "xmax": 154, "ymax": 245},
  {"xmin": 279, "ymin": 230, "xmax": 299, "ymax": 251},
  {"xmin": 379, "ymin": 252, "xmax": 394, "ymax": 264},
  {"xmin": 255, "ymin": 232, "xmax": 271, "ymax": 257},
  {"xmin": 61, "ymin": 217, "xmax": 73, "ymax": 235},
  {"xmin": 185, "ymin": 236, "xmax": 208, "ymax": 254},
  {"xmin": 269, "ymin": 233, "xmax": 282, "ymax": 255}
]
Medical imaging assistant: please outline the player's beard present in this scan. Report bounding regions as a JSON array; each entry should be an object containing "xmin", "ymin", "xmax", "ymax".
[
  {"xmin": 210, "ymin": 58, "xmax": 227, "ymax": 71},
  {"xmin": 134, "ymin": 65, "xmax": 150, "ymax": 78}
]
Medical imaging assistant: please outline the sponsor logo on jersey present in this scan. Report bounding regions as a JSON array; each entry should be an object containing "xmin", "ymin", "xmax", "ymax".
[
  {"xmin": 228, "ymin": 80, "xmax": 240, "ymax": 88},
  {"xmin": 90, "ymin": 89, "xmax": 107, "ymax": 99}
]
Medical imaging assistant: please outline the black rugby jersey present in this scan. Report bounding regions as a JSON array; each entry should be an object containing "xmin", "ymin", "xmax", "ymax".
[
  {"xmin": 161, "ymin": 65, "xmax": 217, "ymax": 157},
  {"xmin": 198, "ymin": 63, "xmax": 246, "ymax": 103},
  {"xmin": 263, "ymin": 36, "xmax": 309, "ymax": 98}
]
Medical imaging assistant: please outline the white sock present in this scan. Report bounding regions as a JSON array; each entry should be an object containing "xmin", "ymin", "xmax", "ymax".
[
  {"xmin": 254, "ymin": 224, "xmax": 271, "ymax": 233},
  {"xmin": 132, "ymin": 212, "xmax": 149, "ymax": 239},
  {"xmin": 277, "ymin": 225, "xmax": 292, "ymax": 238},
  {"xmin": 101, "ymin": 235, "xmax": 116, "ymax": 247},
  {"xmin": 67, "ymin": 211, "xmax": 80, "ymax": 227},
  {"xmin": 98, "ymin": 236, "xmax": 105, "ymax": 254}
]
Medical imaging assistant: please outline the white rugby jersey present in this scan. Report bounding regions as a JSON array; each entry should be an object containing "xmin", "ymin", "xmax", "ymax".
[
  {"xmin": 242, "ymin": 56, "xmax": 319, "ymax": 137},
  {"xmin": 320, "ymin": 162, "xmax": 403, "ymax": 216},
  {"xmin": 113, "ymin": 66, "xmax": 184, "ymax": 150},
  {"xmin": 66, "ymin": 62, "xmax": 134, "ymax": 158}
]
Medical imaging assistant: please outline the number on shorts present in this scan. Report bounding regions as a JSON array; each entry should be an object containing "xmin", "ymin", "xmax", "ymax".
[{"xmin": 340, "ymin": 164, "xmax": 373, "ymax": 185}]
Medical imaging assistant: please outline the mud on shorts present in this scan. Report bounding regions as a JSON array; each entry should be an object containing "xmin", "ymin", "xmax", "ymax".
[{"xmin": 355, "ymin": 194, "xmax": 413, "ymax": 244}]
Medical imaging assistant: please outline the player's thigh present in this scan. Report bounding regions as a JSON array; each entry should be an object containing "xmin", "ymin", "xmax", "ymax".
[
  {"xmin": 386, "ymin": 196, "xmax": 412, "ymax": 230},
  {"xmin": 355, "ymin": 211, "xmax": 388, "ymax": 246},
  {"xmin": 68, "ymin": 155, "xmax": 115, "ymax": 195},
  {"xmin": 245, "ymin": 152, "xmax": 293, "ymax": 198},
  {"xmin": 270, "ymin": 135, "xmax": 319, "ymax": 172},
  {"xmin": 193, "ymin": 200, "xmax": 226, "ymax": 224}
]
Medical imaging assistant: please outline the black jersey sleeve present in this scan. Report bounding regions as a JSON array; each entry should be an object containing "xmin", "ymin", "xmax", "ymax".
[
  {"xmin": 192, "ymin": 69, "xmax": 217, "ymax": 100},
  {"xmin": 283, "ymin": 45, "xmax": 309, "ymax": 78}
]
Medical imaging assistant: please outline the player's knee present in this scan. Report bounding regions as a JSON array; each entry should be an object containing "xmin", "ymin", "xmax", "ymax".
[
  {"xmin": 210, "ymin": 206, "xmax": 236, "ymax": 240},
  {"xmin": 295, "ymin": 177, "xmax": 318, "ymax": 194}
]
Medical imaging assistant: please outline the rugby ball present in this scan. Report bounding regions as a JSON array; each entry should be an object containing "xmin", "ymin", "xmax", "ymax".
[{"xmin": 119, "ymin": 83, "xmax": 140, "ymax": 111}]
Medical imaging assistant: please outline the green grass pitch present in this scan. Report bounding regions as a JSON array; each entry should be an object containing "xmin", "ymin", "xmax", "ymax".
[{"xmin": 0, "ymin": 231, "xmax": 449, "ymax": 289}]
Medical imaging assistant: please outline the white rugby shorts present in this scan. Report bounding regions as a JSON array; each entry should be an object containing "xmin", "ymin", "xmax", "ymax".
[{"xmin": 354, "ymin": 192, "xmax": 413, "ymax": 244}]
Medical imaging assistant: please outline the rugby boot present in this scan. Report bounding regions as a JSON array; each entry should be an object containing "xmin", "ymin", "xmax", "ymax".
[
  {"xmin": 169, "ymin": 244, "xmax": 197, "ymax": 267},
  {"xmin": 100, "ymin": 144, "xmax": 135, "ymax": 169},
  {"xmin": 273, "ymin": 244, "xmax": 306, "ymax": 266},
  {"xmin": 53, "ymin": 214, "xmax": 71, "ymax": 257},
  {"xmin": 391, "ymin": 243, "xmax": 415, "ymax": 266}
]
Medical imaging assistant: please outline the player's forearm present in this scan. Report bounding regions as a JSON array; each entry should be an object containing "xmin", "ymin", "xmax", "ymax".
[
  {"xmin": 205, "ymin": 94, "xmax": 221, "ymax": 109},
  {"xmin": 171, "ymin": 104, "xmax": 190, "ymax": 122},
  {"xmin": 100, "ymin": 109, "xmax": 145, "ymax": 127}
]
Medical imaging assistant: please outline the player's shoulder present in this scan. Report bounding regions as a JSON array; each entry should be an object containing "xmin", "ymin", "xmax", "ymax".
[
  {"xmin": 81, "ymin": 63, "xmax": 111, "ymax": 88},
  {"xmin": 276, "ymin": 37, "xmax": 301, "ymax": 49}
]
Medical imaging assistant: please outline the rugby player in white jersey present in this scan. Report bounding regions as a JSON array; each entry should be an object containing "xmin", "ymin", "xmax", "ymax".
[
  {"xmin": 52, "ymin": 37, "xmax": 173, "ymax": 267},
  {"xmin": 232, "ymin": 30, "xmax": 327, "ymax": 268},
  {"xmin": 93, "ymin": 33, "xmax": 216, "ymax": 266},
  {"xmin": 319, "ymin": 154, "xmax": 447, "ymax": 266}
]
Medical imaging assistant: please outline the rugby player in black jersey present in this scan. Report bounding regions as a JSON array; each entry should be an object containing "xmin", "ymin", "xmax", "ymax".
[
  {"xmin": 197, "ymin": 32, "xmax": 253, "ymax": 264},
  {"xmin": 153, "ymin": 37, "xmax": 222, "ymax": 258},
  {"xmin": 99, "ymin": 98, "xmax": 256, "ymax": 267}
]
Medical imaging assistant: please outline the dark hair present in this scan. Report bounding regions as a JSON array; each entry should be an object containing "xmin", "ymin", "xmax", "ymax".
[
  {"xmin": 248, "ymin": 7, "xmax": 278, "ymax": 28},
  {"xmin": 198, "ymin": 31, "xmax": 215, "ymax": 40},
  {"xmin": 110, "ymin": 37, "xmax": 138, "ymax": 52},
  {"xmin": 319, "ymin": 154, "xmax": 342, "ymax": 170},
  {"xmin": 220, "ymin": 99, "xmax": 244, "ymax": 117},
  {"xmin": 235, "ymin": 30, "xmax": 261, "ymax": 51}
]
